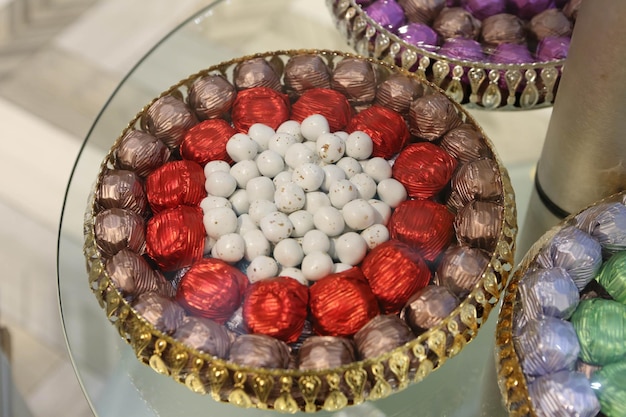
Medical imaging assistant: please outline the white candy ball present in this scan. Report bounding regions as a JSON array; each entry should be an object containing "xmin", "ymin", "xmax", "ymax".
[
  {"xmin": 360, "ymin": 224, "xmax": 390, "ymax": 249},
  {"xmin": 248, "ymin": 123, "xmax": 275, "ymax": 151},
  {"xmin": 259, "ymin": 211, "xmax": 294, "ymax": 243},
  {"xmin": 345, "ymin": 131, "xmax": 374, "ymax": 160},
  {"xmin": 212, "ymin": 233, "xmax": 245, "ymax": 263},
  {"xmin": 336, "ymin": 156, "xmax": 363, "ymax": 179},
  {"xmin": 350, "ymin": 172, "xmax": 377, "ymax": 200},
  {"xmin": 268, "ymin": 132, "xmax": 298, "ymax": 157},
  {"xmin": 274, "ymin": 182, "xmax": 306, "ymax": 213},
  {"xmin": 304, "ymin": 191, "xmax": 331, "ymax": 213},
  {"xmin": 333, "ymin": 263, "xmax": 353, "ymax": 273},
  {"xmin": 205, "ymin": 171, "xmax": 237, "ymax": 198},
  {"xmin": 364, "ymin": 157, "xmax": 392, "ymax": 183},
  {"xmin": 301, "ymin": 251, "xmax": 334, "ymax": 281},
  {"xmin": 200, "ymin": 196, "xmax": 232, "ymax": 213},
  {"xmin": 334, "ymin": 131, "xmax": 349, "ymax": 141},
  {"xmin": 342, "ymin": 199, "xmax": 376, "ymax": 231},
  {"xmin": 277, "ymin": 120, "xmax": 303, "ymax": 142},
  {"xmin": 300, "ymin": 114, "xmax": 330, "ymax": 141},
  {"xmin": 204, "ymin": 160, "xmax": 231, "ymax": 177},
  {"xmin": 368, "ymin": 199, "xmax": 392, "ymax": 225},
  {"xmin": 288, "ymin": 210, "xmax": 315, "ymax": 237},
  {"xmin": 292, "ymin": 163, "xmax": 324, "ymax": 192},
  {"xmin": 228, "ymin": 189, "xmax": 250, "ymax": 216},
  {"xmin": 248, "ymin": 199, "xmax": 277, "ymax": 226},
  {"xmin": 313, "ymin": 206, "xmax": 345, "ymax": 237},
  {"xmin": 334, "ymin": 232, "xmax": 368, "ymax": 265},
  {"xmin": 317, "ymin": 132, "xmax": 345, "ymax": 164},
  {"xmin": 273, "ymin": 238, "xmax": 304, "ymax": 267},
  {"xmin": 320, "ymin": 164, "xmax": 347, "ymax": 193},
  {"xmin": 284, "ymin": 142, "xmax": 317, "ymax": 169},
  {"xmin": 303, "ymin": 141, "xmax": 318, "ymax": 153},
  {"xmin": 272, "ymin": 171, "xmax": 293, "ymax": 188},
  {"xmin": 278, "ymin": 267, "xmax": 307, "ymax": 285},
  {"xmin": 226, "ymin": 133, "xmax": 259, "ymax": 162},
  {"xmin": 246, "ymin": 176, "xmax": 275, "ymax": 202},
  {"xmin": 242, "ymin": 229, "xmax": 271, "ymax": 261},
  {"xmin": 328, "ymin": 179, "xmax": 358, "ymax": 209},
  {"xmin": 256, "ymin": 150, "xmax": 285, "ymax": 178},
  {"xmin": 236, "ymin": 213, "xmax": 258, "ymax": 235},
  {"xmin": 203, "ymin": 207, "xmax": 238, "ymax": 239},
  {"xmin": 301, "ymin": 229, "xmax": 331, "ymax": 255},
  {"xmin": 247, "ymin": 256, "xmax": 278, "ymax": 283},
  {"xmin": 377, "ymin": 178, "xmax": 408, "ymax": 208},
  {"xmin": 230, "ymin": 160, "xmax": 259, "ymax": 189},
  {"xmin": 203, "ymin": 236, "xmax": 217, "ymax": 255}
]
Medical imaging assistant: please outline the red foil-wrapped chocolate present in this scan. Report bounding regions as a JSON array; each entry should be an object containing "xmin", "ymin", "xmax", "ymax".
[
  {"xmin": 447, "ymin": 157, "xmax": 502, "ymax": 211},
  {"xmin": 392, "ymin": 142, "xmax": 458, "ymax": 200},
  {"xmin": 440, "ymin": 123, "xmax": 490, "ymax": 163},
  {"xmin": 173, "ymin": 316, "xmax": 231, "ymax": 358},
  {"xmin": 145, "ymin": 159, "xmax": 206, "ymax": 214},
  {"xmin": 290, "ymin": 88, "xmax": 352, "ymax": 132},
  {"xmin": 297, "ymin": 336, "xmax": 356, "ymax": 370},
  {"xmin": 141, "ymin": 95, "xmax": 198, "ymax": 149},
  {"xmin": 96, "ymin": 169, "xmax": 147, "ymax": 216},
  {"xmin": 114, "ymin": 129, "xmax": 171, "ymax": 177},
  {"xmin": 176, "ymin": 257, "xmax": 248, "ymax": 324},
  {"xmin": 94, "ymin": 208, "xmax": 145, "ymax": 257},
  {"xmin": 229, "ymin": 334, "xmax": 291, "ymax": 369},
  {"xmin": 432, "ymin": 7, "xmax": 482, "ymax": 40},
  {"xmin": 409, "ymin": 94, "xmax": 463, "ymax": 141},
  {"xmin": 309, "ymin": 267, "xmax": 379, "ymax": 337},
  {"xmin": 388, "ymin": 199, "xmax": 456, "ymax": 262},
  {"xmin": 374, "ymin": 73, "xmax": 425, "ymax": 115},
  {"xmin": 354, "ymin": 314, "xmax": 414, "ymax": 359},
  {"xmin": 399, "ymin": 0, "xmax": 446, "ymax": 24},
  {"xmin": 242, "ymin": 277, "xmax": 309, "ymax": 344},
  {"xmin": 454, "ymin": 200, "xmax": 503, "ymax": 251},
  {"xmin": 361, "ymin": 240, "xmax": 431, "ymax": 314},
  {"xmin": 106, "ymin": 249, "xmax": 175, "ymax": 298},
  {"xmin": 284, "ymin": 55, "xmax": 332, "ymax": 96},
  {"xmin": 400, "ymin": 285, "xmax": 460, "ymax": 334},
  {"xmin": 180, "ymin": 119, "xmax": 236, "ymax": 166},
  {"xmin": 435, "ymin": 245, "xmax": 490, "ymax": 297},
  {"xmin": 187, "ymin": 74, "xmax": 237, "ymax": 120},
  {"xmin": 231, "ymin": 87, "xmax": 290, "ymax": 132},
  {"xmin": 331, "ymin": 58, "xmax": 378, "ymax": 105},
  {"xmin": 530, "ymin": 9, "xmax": 573, "ymax": 41},
  {"xmin": 480, "ymin": 13, "xmax": 527, "ymax": 46},
  {"xmin": 233, "ymin": 57, "xmax": 282, "ymax": 91},
  {"xmin": 146, "ymin": 205, "xmax": 205, "ymax": 271},
  {"xmin": 132, "ymin": 292, "xmax": 185, "ymax": 335},
  {"xmin": 347, "ymin": 106, "xmax": 410, "ymax": 159}
]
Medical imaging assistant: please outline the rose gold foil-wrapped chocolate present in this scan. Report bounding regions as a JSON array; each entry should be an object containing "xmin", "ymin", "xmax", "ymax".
[
  {"xmin": 432, "ymin": 7, "xmax": 481, "ymax": 41},
  {"xmin": 145, "ymin": 159, "xmax": 206, "ymax": 214},
  {"xmin": 114, "ymin": 129, "xmax": 171, "ymax": 177},
  {"xmin": 480, "ymin": 13, "xmax": 526, "ymax": 46},
  {"xmin": 530, "ymin": 9, "xmax": 573, "ymax": 41},
  {"xmin": 400, "ymin": 285, "xmax": 460, "ymax": 334},
  {"xmin": 228, "ymin": 334, "xmax": 291, "ymax": 369},
  {"xmin": 454, "ymin": 200, "xmax": 503, "ymax": 251},
  {"xmin": 141, "ymin": 95, "xmax": 198, "ymax": 149},
  {"xmin": 435, "ymin": 245, "xmax": 490, "ymax": 298},
  {"xmin": 96, "ymin": 169, "xmax": 147, "ymax": 216},
  {"xmin": 331, "ymin": 58, "xmax": 378, "ymax": 105},
  {"xmin": 409, "ymin": 93, "xmax": 463, "ymax": 141},
  {"xmin": 297, "ymin": 336, "xmax": 356, "ymax": 371},
  {"xmin": 188, "ymin": 74, "xmax": 237, "ymax": 120},
  {"xmin": 354, "ymin": 315, "xmax": 414, "ymax": 360},
  {"xmin": 374, "ymin": 73, "xmax": 425, "ymax": 115},
  {"xmin": 284, "ymin": 54, "xmax": 331, "ymax": 96},
  {"xmin": 399, "ymin": 0, "xmax": 446, "ymax": 24},
  {"xmin": 173, "ymin": 316, "xmax": 231, "ymax": 358},
  {"xmin": 106, "ymin": 249, "xmax": 175, "ymax": 298},
  {"xmin": 563, "ymin": 0, "xmax": 582, "ymax": 21},
  {"xmin": 233, "ymin": 57, "xmax": 282, "ymax": 92},
  {"xmin": 447, "ymin": 158, "xmax": 503, "ymax": 211},
  {"xmin": 94, "ymin": 208, "xmax": 145, "ymax": 257},
  {"xmin": 132, "ymin": 292, "xmax": 185, "ymax": 335},
  {"xmin": 440, "ymin": 124, "xmax": 491, "ymax": 164}
]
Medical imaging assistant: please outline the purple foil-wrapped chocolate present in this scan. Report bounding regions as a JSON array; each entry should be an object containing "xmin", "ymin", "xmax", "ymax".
[
  {"xmin": 536, "ymin": 36, "xmax": 570, "ymax": 61},
  {"xmin": 398, "ymin": 0, "xmax": 446, "ymax": 24},
  {"xmin": 331, "ymin": 58, "xmax": 378, "ymax": 105},
  {"xmin": 228, "ymin": 334, "xmax": 290, "ymax": 369},
  {"xmin": 575, "ymin": 202, "xmax": 626, "ymax": 257},
  {"xmin": 188, "ymin": 74, "xmax": 237, "ymax": 120},
  {"xmin": 133, "ymin": 292, "xmax": 185, "ymax": 335},
  {"xmin": 536, "ymin": 226, "xmax": 603, "ymax": 290},
  {"xmin": 409, "ymin": 93, "xmax": 463, "ymax": 141},
  {"xmin": 463, "ymin": 0, "xmax": 507, "ymax": 20},
  {"xmin": 297, "ymin": 336, "xmax": 356, "ymax": 370},
  {"xmin": 509, "ymin": 0, "xmax": 555, "ymax": 20},
  {"xmin": 365, "ymin": 0, "xmax": 406, "ymax": 30},
  {"xmin": 440, "ymin": 123, "xmax": 490, "ymax": 163},
  {"xmin": 435, "ymin": 245, "xmax": 490, "ymax": 298},
  {"xmin": 480, "ymin": 13, "xmax": 526, "ymax": 47},
  {"xmin": 233, "ymin": 57, "xmax": 282, "ymax": 92},
  {"xmin": 563, "ymin": 0, "xmax": 582, "ymax": 21},
  {"xmin": 438, "ymin": 38, "xmax": 486, "ymax": 62},
  {"xmin": 448, "ymin": 158, "xmax": 503, "ymax": 211},
  {"xmin": 454, "ymin": 200, "xmax": 504, "ymax": 252},
  {"xmin": 528, "ymin": 370, "xmax": 601, "ymax": 417},
  {"xmin": 491, "ymin": 43, "xmax": 534, "ymax": 64},
  {"xmin": 518, "ymin": 267, "xmax": 579, "ymax": 323},
  {"xmin": 106, "ymin": 249, "xmax": 175, "ymax": 298},
  {"xmin": 173, "ymin": 316, "xmax": 230, "ymax": 358},
  {"xmin": 401, "ymin": 285, "xmax": 460, "ymax": 334},
  {"xmin": 96, "ymin": 169, "xmax": 147, "ymax": 216},
  {"xmin": 354, "ymin": 315, "xmax": 414, "ymax": 359},
  {"xmin": 396, "ymin": 22, "xmax": 439, "ymax": 51},
  {"xmin": 375, "ymin": 73, "xmax": 425, "ymax": 114},
  {"xmin": 284, "ymin": 55, "xmax": 331, "ymax": 96},
  {"xmin": 141, "ymin": 95, "xmax": 198, "ymax": 150},
  {"xmin": 114, "ymin": 130, "xmax": 171, "ymax": 178},
  {"xmin": 514, "ymin": 316, "xmax": 580, "ymax": 376},
  {"xmin": 432, "ymin": 7, "xmax": 481, "ymax": 40},
  {"xmin": 94, "ymin": 208, "xmax": 145, "ymax": 257},
  {"xmin": 530, "ymin": 9, "xmax": 573, "ymax": 41}
]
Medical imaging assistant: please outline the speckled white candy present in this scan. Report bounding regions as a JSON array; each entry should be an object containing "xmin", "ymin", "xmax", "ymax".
[
  {"xmin": 226, "ymin": 133, "xmax": 259, "ymax": 162},
  {"xmin": 278, "ymin": 267, "xmax": 307, "ymax": 285},
  {"xmin": 320, "ymin": 164, "xmax": 346, "ymax": 193},
  {"xmin": 277, "ymin": 120, "xmax": 303, "ymax": 141},
  {"xmin": 212, "ymin": 233, "xmax": 245, "ymax": 263},
  {"xmin": 248, "ymin": 199, "xmax": 277, "ymax": 226},
  {"xmin": 300, "ymin": 251, "xmax": 334, "ymax": 281},
  {"xmin": 345, "ymin": 131, "xmax": 374, "ymax": 160},
  {"xmin": 259, "ymin": 211, "xmax": 294, "ymax": 243},
  {"xmin": 317, "ymin": 132, "xmax": 345, "ymax": 164},
  {"xmin": 230, "ymin": 160, "xmax": 259, "ymax": 189},
  {"xmin": 301, "ymin": 229, "xmax": 331, "ymax": 255},
  {"xmin": 245, "ymin": 176, "xmax": 275, "ymax": 202},
  {"xmin": 203, "ymin": 207, "xmax": 238, "ymax": 239},
  {"xmin": 200, "ymin": 196, "xmax": 232, "ymax": 212},
  {"xmin": 334, "ymin": 232, "xmax": 368, "ymax": 265},
  {"xmin": 204, "ymin": 160, "xmax": 231, "ymax": 177},
  {"xmin": 228, "ymin": 189, "xmax": 250, "ymax": 216},
  {"xmin": 377, "ymin": 178, "xmax": 408, "ymax": 208},
  {"xmin": 256, "ymin": 150, "xmax": 284, "ymax": 178},
  {"xmin": 205, "ymin": 171, "xmax": 237, "ymax": 198},
  {"xmin": 360, "ymin": 224, "xmax": 390, "ymax": 249},
  {"xmin": 242, "ymin": 229, "xmax": 271, "ymax": 261},
  {"xmin": 236, "ymin": 214, "xmax": 258, "ymax": 235},
  {"xmin": 368, "ymin": 199, "xmax": 392, "ymax": 225},
  {"xmin": 272, "ymin": 171, "xmax": 293, "ymax": 188},
  {"xmin": 274, "ymin": 182, "xmax": 306, "ymax": 213},
  {"xmin": 336, "ymin": 156, "xmax": 362, "ymax": 179},
  {"xmin": 304, "ymin": 191, "xmax": 331, "ymax": 213},
  {"xmin": 268, "ymin": 132, "xmax": 298, "ymax": 156},
  {"xmin": 292, "ymin": 163, "xmax": 324, "ymax": 192},
  {"xmin": 284, "ymin": 142, "xmax": 317, "ymax": 169},
  {"xmin": 288, "ymin": 210, "xmax": 315, "ymax": 237},
  {"xmin": 350, "ymin": 172, "xmax": 377, "ymax": 200},
  {"xmin": 363, "ymin": 157, "xmax": 392, "ymax": 183},
  {"xmin": 248, "ymin": 123, "xmax": 275, "ymax": 151},
  {"xmin": 313, "ymin": 206, "xmax": 345, "ymax": 237},
  {"xmin": 247, "ymin": 256, "xmax": 279, "ymax": 283},
  {"xmin": 300, "ymin": 114, "xmax": 330, "ymax": 141},
  {"xmin": 342, "ymin": 199, "xmax": 376, "ymax": 231},
  {"xmin": 273, "ymin": 238, "xmax": 305, "ymax": 267},
  {"xmin": 328, "ymin": 179, "xmax": 358, "ymax": 209}
]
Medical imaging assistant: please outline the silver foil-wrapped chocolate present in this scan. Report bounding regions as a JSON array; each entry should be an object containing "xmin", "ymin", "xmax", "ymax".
[
  {"xmin": 284, "ymin": 54, "xmax": 331, "ymax": 96},
  {"xmin": 233, "ymin": 57, "xmax": 282, "ymax": 92},
  {"xmin": 409, "ymin": 93, "xmax": 463, "ymax": 141},
  {"xmin": 454, "ymin": 200, "xmax": 503, "ymax": 252},
  {"xmin": 398, "ymin": 0, "xmax": 446, "ymax": 24},
  {"xmin": 447, "ymin": 158, "xmax": 503, "ymax": 211},
  {"xmin": 440, "ymin": 123, "xmax": 490, "ymax": 163},
  {"xmin": 331, "ymin": 58, "xmax": 378, "ymax": 105},
  {"xmin": 530, "ymin": 9, "xmax": 573, "ymax": 41},
  {"xmin": 354, "ymin": 314, "xmax": 414, "ymax": 359},
  {"xmin": 528, "ymin": 370, "xmax": 601, "ymax": 417},
  {"xmin": 173, "ymin": 316, "xmax": 231, "ymax": 358},
  {"xmin": 228, "ymin": 334, "xmax": 291, "ymax": 369},
  {"xmin": 114, "ymin": 130, "xmax": 171, "ymax": 177},
  {"xmin": 432, "ymin": 7, "xmax": 481, "ymax": 40},
  {"xmin": 575, "ymin": 202, "xmax": 626, "ymax": 258},
  {"xmin": 374, "ymin": 73, "xmax": 425, "ymax": 115},
  {"xmin": 133, "ymin": 292, "xmax": 185, "ymax": 335},
  {"xmin": 297, "ymin": 336, "xmax": 356, "ymax": 370},
  {"xmin": 435, "ymin": 245, "xmax": 489, "ymax": 298},
  {"xmin": 96, "ymin": 169, "xmax": 148, "ymax": 216},
  {"xmin": 480, "ymin": 13, "xmax": 526, "ymax": 46},
  {"xmin": 94, "ymin": 208, "xmax": 145, "ymax": 257},
  {"xmin": 187, "ymin": 74, "xmax": 237, "ymax": 120},
  {"xmin": 517, "ymin": 267, "xmax": 580, "ymax": 323},
  {"xmin": 141, "ymin": 95, "xmax": 198, "ymax": 149},
  {"xmin": 400, "ymin": 285, "xmax": 460, "ymax": 334}
]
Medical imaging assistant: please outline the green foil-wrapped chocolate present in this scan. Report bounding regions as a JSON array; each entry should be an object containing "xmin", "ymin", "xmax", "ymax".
[
  {"xmin": 596, "ymin": 251, "xmax": 626, "ymax": 304},
  {"xmin": 590, "ymin": 361, "xmax": 626, "ymax": 417}
]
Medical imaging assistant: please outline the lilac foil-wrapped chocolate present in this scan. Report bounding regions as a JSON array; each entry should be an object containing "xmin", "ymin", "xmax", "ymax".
[
  {"xmin": 331, "ymin": 58, "xmax": 378, "ymax": 105},
  {"xmin": 133, "ymin": 292, "xmax": 185, "ymax": 335},
  {"xmin": 514, "ymin": 316, "xmax": 580, "ymax": 376},
  {"xmin": 114, "ymin": 130, "xmax": 171, "ymax": 177},
  {"xmin": 297, "ymin": 336, "xmax": 356, "ymax": 370},
  {"xmin": 517, "ymin": 267, "xmax": 579, "ymax": 323},
  {"xmin": 536, "ymin": 226, "xmax": 603, "ymax": 290},
  {"xmin": 398, "ymin": 0, "xmax": 446, "ymax": 24},
  {"xmin": 408, "ymin": 93, "xmax": 463, "ymax": 140},
  {"xmin": 509, "ymin": 0, "xmax": 556, "ymax": 20},
  {"xmin": 354, "ymin": 315, "xmax": 414, "ymax": 359},
  {"xmin": 575, "ymin": 202, "xmax": 626, "ymax": 257},
  {"xmin": 448, "ymin": 158, "xmax": 503, "ymax": 211},
  {"xmin": 438, "ymin": 38, "xmax": 485, "ymax": 62},
  {"xmin": 536, "ymin": 36, "xmax": 570, "ymax": 61},
  {"xmin": 173, "ymin": 316, "xmax": 230, "ymax": 358},
  {"xmin": 491, "ymin": 43, "xmax": 534, "ymax": 64},
  {"xmin": 396, "ymin": 22, "xmax": 439, "ymax": 51},
  {"xmin": 94, "ymin": 208, "xmax": 145, "ymax": 257},
  {"xmin": 432, "ymin": 7, "xmax": 481, "ymax": 40},
  {"xmin": 141, "ymin": 95, "xmax": 198, "ymax": 149},
  {"xmin": 228, "ymin": 334, "xmax": 290, "ymax": 369},
  {"xmin": 96, "ymin": 169, "xmax": 147, "ymax": 216},
  {"xmin": 454, "ymin": 200, "xmax": 504, "ymax": 252},
  {"xmin": 440, "ymin": 123, "xmax": 490, "ymax": 163},
  {"xmin": 528, "ymin": 370, "xmax": 601, "ymax": 417},
  {"xmin": 233, "ymin": 57, "xmax": 282, "ymax": 91},
  {"xmin": 188, "ymin": 74, "xmax": 237, "ymax": 120},
  {"xmin": 375, "ymin": 73, "xmax": 425, "ymax": 114},
  {"xmin": 365, "ymin": 0, "xmax": 406, "ymax": 30},
  {"xmin": 530, "ymin": 9, "xmax": 573, "ymax": 41},
  {"xmin": 462, "ymin": 0, "xmax": 507, "ymax": 20},
  {"xmin": 401, "ymin": 285, "xmax": 460, "ymax": 334},
  {"xmin": 435, "ymin": 245, "xmax": 490, "ymax": 298},
  {"xmin": 284, "ymin": 55, "xmax": 331, "ymax": 96},
  {"xmin": 480, "ymin": 13, "xmax": 526, "ymax": 46},
  {"xmin": 106, "ymin": 249, "xmax": 175, "ymax": 298}
]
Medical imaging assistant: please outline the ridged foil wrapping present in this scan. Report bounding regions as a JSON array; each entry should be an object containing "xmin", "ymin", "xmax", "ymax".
[
  {"xmin": 528, "ymin": 370, "xmax": 600, "ymax": 417},
  {"xmin": 145, "ymin": 159, "xmax": 206, "ymax": 214},
  {"xmin": 94, "ymin": 208, "xmax": 145, "ymax": 258},
  {"xmin": 517, "ymin": 267, "xmax": 579, "ymax": 324},
  {"xmin": 173, "ymin": 316, "xmax": 231, "ymax": 359},
  {"xmin": 284, "ymin": 54, "xmax": 331, "ymax": 96},
  {"xmin": 297, "ymin": 336, "xmax": 356, "ymax": 370},
  {"xmin": 435, "ymin": 245, "xmax": 489, "ymax": 298},
  {"xmin": 141, "ymin": 95, "xmax": 198, "ymax": 149},
  {"xmin": 188, "ymin": 74, "xmax": 237, "ymax": 120},
  {"xmin": 374, "ymin": 73, "xmax": 425, "ymax": 115},
  {"xmin": 440, "ymin": 124, "xmax": 491, "ymax": 164},
  {"xmin": 105, "ymin": 249, "xmax": 175, "ymax": 298},
  {"xmin": 398, "ymin": 0, "xmax": 445, "ymax": 24},
  {"xmin": 291, "ymin": 88, "xmax": 352, "ymax": 132},
  {"xmin": 575, "ymin": 202, "xmax": 626, "ymax": 258},
  {"xmin": 331, "ymin": 58, "xmax": 377, "ymax": 105},
  {"xmin": 228, "ymin": 334, "xmax": 291, "ymax": 369},
  {"xmin": 96, "ymin": 169, "xmax": 147, "ymax": 216},
  {"xmin": 180, "ymin": 119, "xmax": 236, "ymax": 166},
  {"xmin": 409, "ymin": 93, "xmax": 463, "ymax": 141},
  {"xmin": 354, "ymin": 315, "xmax": 413, "ymax": 360},
  {"xmin": 480, "ymin": 13, "xmax": 526, "ymax": 47},
  {"xmin": 448, "ymin": 158, "xmax": 502, "ymax": 212},
  {"xmin": 401, "ymin": 285, "xmax": 460, "ymax": 334},
  {"xmin": 233, "ymin": 57, "xmax": 282, "ymax": 91},
  {"xmin": 132, "ymin": 292, "xmax": 185, "ymax": 335},
  {"xmin": 114, "ymin": 129, "xmax": 171, "ymax": 177},
  {"xmin": 346, "ymin": 105, "xmax": 410, "ymax": 159},
  {"xmin": 454, "ymin": 200, "xmax": 503, "ymax": 252},
  {"xmin": 432, "ymin": 7, "xmax": 481, "ymax": 40}
]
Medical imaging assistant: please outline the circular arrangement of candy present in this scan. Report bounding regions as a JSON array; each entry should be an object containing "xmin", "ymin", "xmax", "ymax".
[
  {"xmin": 509, "ymin": 197, "xmax": 626, "ymax": 417},
  {"xmin": 90, "ymin": 51, "xmax": 511, "ymax": 394}
]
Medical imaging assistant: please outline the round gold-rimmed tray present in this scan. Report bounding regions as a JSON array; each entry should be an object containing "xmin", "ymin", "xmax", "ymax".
[
  {"xmin": 327, "ymin": 0, "xmax": 567, "ymax": 110},
  {"xmin": 83, "ymin": 49, "xmax": 517, "ymax": 413}
]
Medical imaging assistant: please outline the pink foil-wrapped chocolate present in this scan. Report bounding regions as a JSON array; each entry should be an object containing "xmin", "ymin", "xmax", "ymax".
[
  {"xmin": 432, "ymin": 7, "xmax": 481, "ymax": 40},
  {"xmin": 375, "ymin": 73, "xmax": 426, "ymax": 114},
  {"xmin": 94, "ymin": 208, "xmax": 145, "ymax": 257},
  {"xmin": 354, "ymin": 315, "xmax": 414, "ymax": 359},
  {"xmin": 365, "ymin": 0, "xmax": 406, "ymax": 30},
  {"xmin": 228, "ymin": 334, "xmax": 291, "ymax": 369},
  {"xmin": 440, "ymin": 123, "xmax": 490, "ymax": 163},
  {"xmin": 106, "ymin": 249, "xmax": 175, "ymax": 298},
  {"xmin": 448, "ymin": 158, "xmax": 502, "ymax": 211},
  {"xmin": 141, "ymin": 95, "xmax": 198, "ymax": 149},
  {"xmin": 509, "ymin": 0, "xmax": 555, "ymax": 20},
  {"xmin": 401, "ymin": 285, "xmax": 460, "ymax": 334},
  {"xmin": 438, "ymin": 37, "xmax": 486, "ymax": 61},
  {"xmin": 530, "ymin": 9, "xmax": 573, "ymax": 41},
  {"xmin": 536, "ymin": 36, "xmax": 570, "ymax": 61},
  {"xmin": 331, "ymin": 58, "xmax": 378, "ymax": 105},
  {"xmin": 454, "ymin": 200, "xmax": 503, "ymax": 251},
  {"xmin": 409, "ymin": 93, "xmax": 463, "ymax": 141},
  {"xmin": 435, "ymin": 245, "xmax": 490, "ymax": 297},
  {"xmin": 398, "ymin": 0, "xmax": 446, "ymax": 24},
  {"xmin": 132, "ymin": 292, "xmax": 185, "ymax": 335},
  {"xmin": 462, "ymin": 0, "xmax": 507, "ymax": 20},
  {"xmin": 187, "ymin": 74, "xmax": 237, "ymax": 120},
  {"xmin": 396, "ymin": 22, "xmax": 439, "ymax": 51},
  {"xmin": 480, "ymin": 13, "xmax": 526, "ymax": 46},
  {"xmin": 297, "ymin": 336, "xmax": 356, "ymax": 370},
  {"xmin": 173, "ymin": 316, "xmax": 231, "ymax": 358},
  {"xmin": 283, "ymin": 54, "xmax": 332, "ymax": 96},
  {"xmin": 96, "ymin": 169, "xmax": 147, "ymax": 216},
  {"xmin": 233, "ymin": 57, "xmax": 282, "ymax": 92},
  {"xmin": 114, "ymin": 130, "xmax": 171, "ymax": 177}
]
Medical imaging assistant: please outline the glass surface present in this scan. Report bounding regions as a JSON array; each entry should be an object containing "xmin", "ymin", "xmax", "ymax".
[{"xmin": 57, "ymin": 0, "xmax": 551, "ymax": 416}]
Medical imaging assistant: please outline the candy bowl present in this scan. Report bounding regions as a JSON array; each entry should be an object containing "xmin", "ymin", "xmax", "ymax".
[
  {"xmin": 83, "ymin": 49, "xmax": 516, "ymax": 412},
  {"xmin": 496, "ymin": 191, "xmax": 626, "ymax": 417},
  {"xmin": 327, "ymin": 0, "xmax": 578, "ymax": 110}
]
